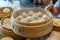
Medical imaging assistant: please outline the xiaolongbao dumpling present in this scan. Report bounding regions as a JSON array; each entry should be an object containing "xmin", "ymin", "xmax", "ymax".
[
  {"xmin": 30, "ymin": 20, "xmax": 39, "ymax": 23},
  {"xmin": 20, "ymin": 18, "xmax": 28, "ymax": 23},
  {"xmin": 42, "ymin": 15, "xmax": 49, "ymax": 20},
  {"xmin": 37, "ymin": 12, "xmax": 44, "ymax": 17},
  {"xmin": 15, "ymin": 15, "xmax": 23, "ymax": 21},
  {"xmin": 32, "ymin": 14, "xmax": 39, "ymax": 20},
  {"xmin": 26, "ymin": 16, "xmax": 33, "ymax": 22},
  {"xmin": 21, "ymin": 12, "xmax": 28, "ymax": 18},
  {"xmin": 39, "ymin": 18, "xmax": 46, "ymax": 22},
  {"xmin": 3, "ymin": 8, "xmax": 10, "ymax": 13},
  {"xmin": 28, "ymin": 11, "xmax": 34, "ymax": 16}
]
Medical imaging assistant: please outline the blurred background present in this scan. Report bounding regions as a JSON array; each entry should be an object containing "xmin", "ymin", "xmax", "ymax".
[{"xmin": 0, "ymin": 0, "xmax": 57, "ymax": 8}]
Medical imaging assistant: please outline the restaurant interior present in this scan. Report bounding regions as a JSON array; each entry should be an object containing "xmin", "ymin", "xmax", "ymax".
[{"xmin": 0, "ymin": 0, "xmax": 60, "ymax": 40}]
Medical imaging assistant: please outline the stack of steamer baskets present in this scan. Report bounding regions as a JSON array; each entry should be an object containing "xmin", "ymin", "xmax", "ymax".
[
  {"xmin": 0, "ymin": 6, "xmax": 14, "ymax": 38},
  {"xmin": 0, "ymin": 7, "xmax": 14, "ymax": 38}
]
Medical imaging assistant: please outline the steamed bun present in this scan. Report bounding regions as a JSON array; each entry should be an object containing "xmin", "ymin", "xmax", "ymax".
[
  {"xmin": 3, "ymin": 8, "xmax": 10, "ymax": 13},
  {"xmin": 32, "ymin": 14, "xmax": 39, "ymax": 20},
  {"xmin": 28, "ymin": 11, "xmax": 34, "ymax": 16},
  {"xmin": 26, "ymin": 16, "xmax": 33, "ymax": 22},
  {"xmin": 39, "ymin": 18, "xmax": 46, "ymax": 22},
  {"xmin": 30, "ymin": 20, "xmax": 39, "ymax": 23},
  {"xmin": 15, "ymin": 15, "xmax": 23, "ymax": 21},
  {"xmin": 42, "ymin": 15, "xmax": 49, "ymax": 20},
  {"xmin": 20, "ymin": 18, "xmax": 28, "ymax": 23},
  {"xmin": 37, "ymin": 12, "xmax": 44, "ymax": 17},
  {"xmin": 21, "ymin": 12, "xmax": 28, "ymax": 17}
]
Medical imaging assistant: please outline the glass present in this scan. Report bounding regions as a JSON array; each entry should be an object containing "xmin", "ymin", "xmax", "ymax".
[{"xmin": 13, "ymin": 0, "xmax": 21, "ymax": 10}]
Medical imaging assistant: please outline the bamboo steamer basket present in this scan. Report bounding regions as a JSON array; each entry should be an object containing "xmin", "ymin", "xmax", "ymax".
[
  {"xmin": 11, "ymin": 8, "xmax": 53, "ymax": 38},
  {"xmin": 0, "ymin": 15, "xmax": 14, "ymax": 38},
  {"xmin": 0, "ymin": 7, "xmax": 14, "ymax": 19},
  {"xmin": 0, "ymin": 16, "xmax": 25, "ymax": 40}
]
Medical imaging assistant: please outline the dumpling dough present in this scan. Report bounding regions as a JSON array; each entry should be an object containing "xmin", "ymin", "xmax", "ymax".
[
  {"xmin": 26, "ymin": 16, "xmax": 33, "ymax": 22},
  {"xmin": 28, "ymin": 11, "xmax": 34, "ymax": 16},
  {"xmin": 32, "ymin": 14, "xmax": 39, "ymax": 20},
  {"xmin": 15, "ymin": 15, "xmax": 23, "ymax": 21},
  {"xmin": 42, "ymin": 15, "xmax": 49, "ymax": 20},
  {"xmin": 30, "ymin": 20, "xmax": 39, "ymax": 23},
  {"xmin": 21, "ymin": 12, "xmax": 28, "ymax": 17},
  {"xmin": 39, "ymin": 18, "xmax": 46, "ymax": 22},
  {"xmin": 3, "ymin": 8, "xmax": 10, "ymax": 13},
  {"xmin": 37, "ymin": 12, "xmax": 44, "ymax": 17},
  {"xmin": 20, "ymin": 18, "xmax": 27, "ymax": 23},
  {"xmin": 1, "ymin": 37, "xmax": 13, "ymax": 40}
]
